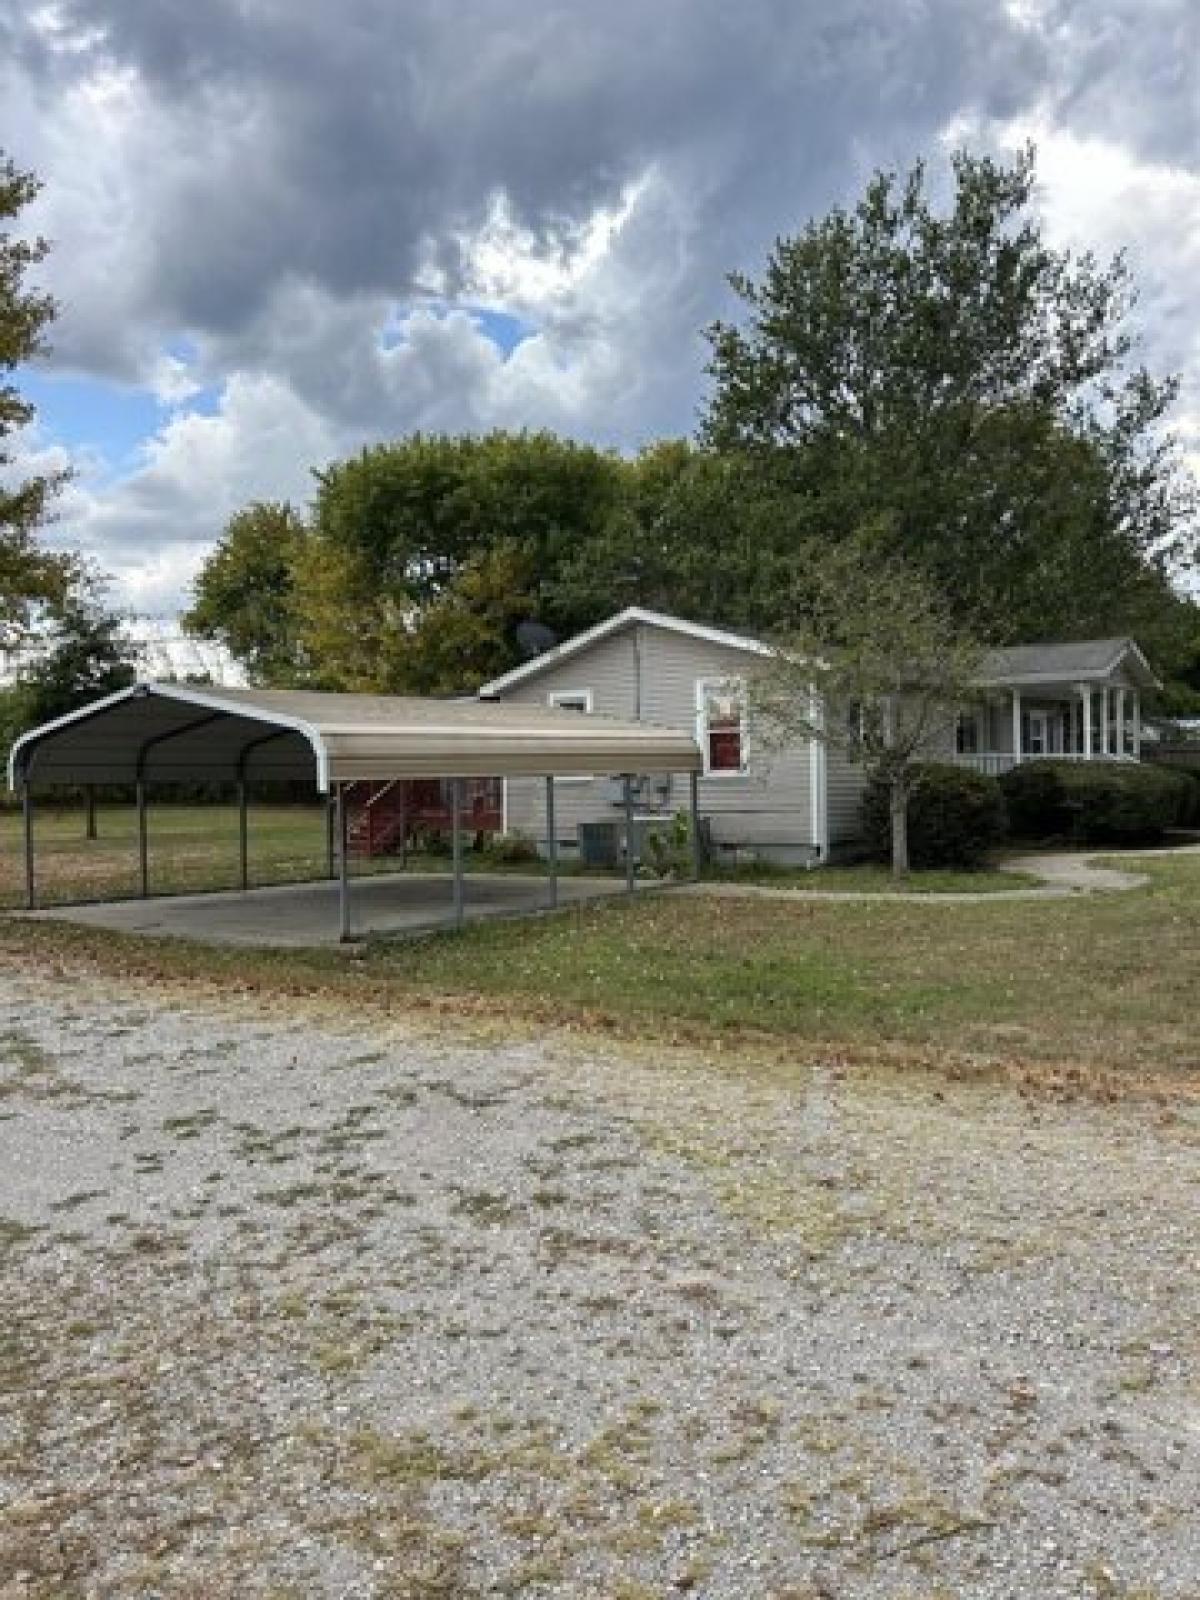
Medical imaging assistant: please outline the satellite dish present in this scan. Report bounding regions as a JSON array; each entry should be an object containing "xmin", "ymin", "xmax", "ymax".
[{"xmin": 515, "ymin": 620, "xmax": 558, "ymax": 659}]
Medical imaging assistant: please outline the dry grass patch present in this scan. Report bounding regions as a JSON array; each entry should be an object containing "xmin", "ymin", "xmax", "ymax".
[{"xmin": 4, "ymin": 854, "xmax": 1200, "ymax": 1102}]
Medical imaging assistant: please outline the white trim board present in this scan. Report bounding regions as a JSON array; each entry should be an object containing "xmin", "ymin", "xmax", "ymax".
[
  {"xmin": 8, "ymin": 681, "xmax": 332, "ymax": 792},
  {"xmin": 479, "ymin": 606, "xmax": 775, "ymax": 697}
]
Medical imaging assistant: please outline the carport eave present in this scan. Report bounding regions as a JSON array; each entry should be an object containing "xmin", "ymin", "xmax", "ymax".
[
  {"xmin": 8, "ymin": 681, "xmax": 333, "ymax": 793},
  {"xmin": 8, "ymin": 683, "xmax": 146, "ymax": 790}
]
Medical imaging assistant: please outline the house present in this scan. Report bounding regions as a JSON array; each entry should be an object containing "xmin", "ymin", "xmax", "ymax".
[{"xmin": 479, "ymin": 608, "xmax": 1159, "ymax": 864}]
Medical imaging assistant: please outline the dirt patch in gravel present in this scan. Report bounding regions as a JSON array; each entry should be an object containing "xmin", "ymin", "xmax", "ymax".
[{"xmin": 0, "ymin": 965, "xmax": 1197, "ymax": 1599}]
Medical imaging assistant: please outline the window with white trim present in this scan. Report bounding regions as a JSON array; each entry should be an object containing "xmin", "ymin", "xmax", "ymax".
[
  {"xmin": 548, "ymin": 690, "xmax": 593, "ymax": 781},
  {"xmin": 697, "ymin": 677, "xmax": 747, "ymax": 775},
  {"xmin": 955, "ymin": 710, "xmax": 981, "ymax": 755},
  {"xmin": 549, "ymin": 689, "xmax": 593, "ymax": 715}
]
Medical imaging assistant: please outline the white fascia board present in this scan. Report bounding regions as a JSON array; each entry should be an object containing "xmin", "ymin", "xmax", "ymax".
[
  {"xmin": 10, "ymin": 680, "xmax": 332, "ymax": 792},
  {"xmin": 8, "ymin": 683, "xmax": 145, "ymax": 789},
  {"xmin": 478, "ymin": 607, "xmax": 775, "ymax": 697},
  {"xmin": 1120, "ymin": 640, "xmax": 1162, "ymax": 689}
]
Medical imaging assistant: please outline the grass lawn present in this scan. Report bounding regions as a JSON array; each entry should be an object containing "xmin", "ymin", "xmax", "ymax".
[
  {"xmin": 2, "ymin": 826, "xmax": 1197, "ymax": 1092},
  {"xmin": 0, "ymin": 800, "xmax": 1038, "ymax": 908},
  {"xmin": 0, "ymin": 801, "xmax": 341, "ymax": 908},
  {"xmin": 367, "ymin": 853, "xmax": 1200, "ymax": 1087},
  {"xmin": 706, "ymin": 861, "xmax": 1036, "ymax": 892}
]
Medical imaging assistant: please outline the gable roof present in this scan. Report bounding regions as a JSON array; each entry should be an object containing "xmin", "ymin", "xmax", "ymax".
[
  {"xmin": 478, "ymin": 606, "xmax": 774, "ymax": 696},
  {"xmin": 9, "ymin": 680, "xmax": 701, "ymax": 791},
  {"xmin": 976, "ymin": 638, "xmax": 1160, "ymax": 689},
  {"xmin": 482, "ymin": 608, "xmax": 1161, "ymax": 697}
]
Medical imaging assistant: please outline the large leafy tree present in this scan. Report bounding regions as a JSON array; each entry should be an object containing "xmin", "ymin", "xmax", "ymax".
[
  {"xmin": 289, "ymin": 432, "xmax": 630, "ymax": 692},
  {"xmin": 549, "ymin": 441, "xmax": 800, "ymax": 631},
  {"xmin": 182, "ymin": 501, "xmax": 308, "ymax": 684},
  {"xmin": 188, "ymin": 433, "xmax": 637, "ymax": 693},
  {"xmin": 703, "ymin": 147, "xmax": 1199, "ymax": 676},
  {"xmin": 0, "ymin": 151, "xmax": 78, "ymax": 644}
]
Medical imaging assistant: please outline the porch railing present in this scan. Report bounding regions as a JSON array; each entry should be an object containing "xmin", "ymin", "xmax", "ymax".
[{"xmin": 950, "ymin": 752, "xmax": 1138, "ymax": 777}]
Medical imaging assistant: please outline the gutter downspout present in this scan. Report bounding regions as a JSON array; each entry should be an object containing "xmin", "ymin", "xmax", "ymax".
[{"xmin": 808, "ymin": 687, "xmax": 829, "ymax": 865}]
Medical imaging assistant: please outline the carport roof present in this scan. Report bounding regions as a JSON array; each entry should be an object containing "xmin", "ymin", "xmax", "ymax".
[{"xmin": 9, "ymin": 681, "xmax": 702, "ymax": 790}]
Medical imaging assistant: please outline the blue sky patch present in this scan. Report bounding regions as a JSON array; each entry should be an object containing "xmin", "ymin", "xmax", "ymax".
[
  {"xmin": 469, "ymin": 307, "xmax": 534, "ymax": 355},
  {"xmin": 19, "ymin": 369, "xmax": 164, "ymax": 473},
  {"xmin": 18, "ymin": 361, "xmax": 225, "ymax": 477},
  {"xmin": 379, "ymin": 304, "xmax": 535, "ymax": 356}
]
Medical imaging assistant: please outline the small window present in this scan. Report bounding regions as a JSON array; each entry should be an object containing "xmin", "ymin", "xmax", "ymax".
[
  {"xmin": 697, "ymin": 678, "xmax": 747, "ymax": 775},
  {"xmin": 549, "ymin": 690, "xmax": 593, "ymax": 715}
]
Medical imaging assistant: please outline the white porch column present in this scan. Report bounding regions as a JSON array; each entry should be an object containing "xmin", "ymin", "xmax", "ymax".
[
  {"xmin": 1011, "ymin": 687, "xmax": 1022, "ymax": 763},
  {"xmin": 1115, "ymin": 687, "xmax": 1127, "ymax": 759},
  {"xmin": 1132, "ymin": 691, "xmax": 1142, "ymax": 760},
  {"xmin": 1080, "ymin": 684, "xmax": 1092, "ymax": 758}
]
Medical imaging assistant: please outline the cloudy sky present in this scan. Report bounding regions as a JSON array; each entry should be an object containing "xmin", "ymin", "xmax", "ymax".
[{"xmin": 3, "ymin": 0, "xmax": 1198, "ymax": 616}]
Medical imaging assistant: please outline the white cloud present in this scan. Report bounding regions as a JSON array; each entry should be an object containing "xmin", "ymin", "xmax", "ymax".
[
  {"xmin": 986, "ymin": 118, "xmax": 1200, "ymax": 484},
  {"xmin": 5, "ymin": 0, "xmax": 1198, "ymax": 613},
  {"xmin": 41, "ymin": 374, "xmax": 339, "ymax": 612}
]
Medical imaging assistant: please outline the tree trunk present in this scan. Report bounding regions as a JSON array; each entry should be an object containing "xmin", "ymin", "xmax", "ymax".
[{"xmin": 890, "ymin": 777, "xmax": 909, "ymax": 879}]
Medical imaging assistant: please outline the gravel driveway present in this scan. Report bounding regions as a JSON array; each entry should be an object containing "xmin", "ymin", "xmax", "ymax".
[{"xmin": 0, "ymin": 965, "xmax": 1196, "ymax": 1599}]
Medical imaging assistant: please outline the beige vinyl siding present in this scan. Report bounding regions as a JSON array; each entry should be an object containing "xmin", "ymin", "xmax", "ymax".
[
  {"xmin": 501, "ymin": 629, "xmax": 639, "ymax": 842},
  {"xmin": 824, "ymin": 743, "xmax": 867, "ymax": 844},
  {"xmin": 641, "ymin": 627, "xmax": 813, "ymax": 851},
  {"xmin": 498, "ymin": 620, "xmax": 819, "ymax": 858}
]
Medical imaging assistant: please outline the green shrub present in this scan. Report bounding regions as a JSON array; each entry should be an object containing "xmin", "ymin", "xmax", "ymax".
[
  {"xmin": 642, "ymin": 811, "xmax": 702, "ymax": 878},
  {"xmin": 862, "ymin": 764, "xmax": 1007, "ymax": 870},
  {"xmin": 482, "ymin": 831, "xmax": 540, "ymax": 865},
  {"xmin": 1173, "ymin": 766, "xmax": 1200, "ymax": 828},
  {"xmin": 999, "ymin": 760, "xmax": 1195, "ymax": 842}
]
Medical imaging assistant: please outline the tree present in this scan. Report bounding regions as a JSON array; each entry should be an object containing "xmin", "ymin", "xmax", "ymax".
[
  {"xmin": 182, "ymin": 501, "xmax": 308, "ymax": 685},
  {"xmin": 703, "ymin": 147, "xmax": 1199, "ymax": 675},
  {"xmin": 0, "ymin": 150, "xmax": 78, "ymax": 645},
  {"xmin": 0, "ymin": 589, "xmax": 136, "ymax": 774},
  {"xmin": 549, "ymin": 441, "xmax": 802, "ymax": 632},
  {"xmin": 288, "ymin": 431, "xmax": 629, "ymax": 692},
  {"xmin": 750, "ymin": 534, "xmax": 982, "ymax": 876}
]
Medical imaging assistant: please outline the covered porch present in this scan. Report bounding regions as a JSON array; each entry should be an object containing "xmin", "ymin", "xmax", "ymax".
[{"xmin": 951, "ymin": 638, "xmax": 1159, "ymax": 778}]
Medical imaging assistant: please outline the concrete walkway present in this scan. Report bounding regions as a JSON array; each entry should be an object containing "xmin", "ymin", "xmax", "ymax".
[{"xmin": 685, "ymin": 842, "xmax": 1200, "ymax": 906}]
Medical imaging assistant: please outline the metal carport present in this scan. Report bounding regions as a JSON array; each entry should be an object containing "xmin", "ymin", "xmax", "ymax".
[{"xmin": 8, "ymin": 682, "xmax": 704, "ymax": 940}]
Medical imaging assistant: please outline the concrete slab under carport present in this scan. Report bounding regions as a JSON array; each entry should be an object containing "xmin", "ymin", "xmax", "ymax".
[{"xmin": 22, "ymin": 871, "xmax": 631, "ymax": 949}]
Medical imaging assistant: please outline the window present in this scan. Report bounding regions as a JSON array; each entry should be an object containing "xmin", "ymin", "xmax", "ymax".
[
  {"xmin": 955, "ymin": 710, "xmax": 981, "ymax": 755},
  {"xmin": 549, "ymin": 690, "xmax": 593, "ymax": 781},
  {"xmin": 697, "ymin": 678, "xmax": 747, "ymax": 775},
  {"xmin": 549, "ymin": 690, "xmax": 593, "ymax": 715}
]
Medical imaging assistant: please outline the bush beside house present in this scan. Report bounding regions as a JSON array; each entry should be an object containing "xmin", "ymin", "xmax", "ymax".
[
  {"xmin": 1000, "ymin": 761, "xmax": 1196, "ymax": 842},
  {"xmin": 863, "ymin": 764, "xmax": 1007, "ymax": 870}
]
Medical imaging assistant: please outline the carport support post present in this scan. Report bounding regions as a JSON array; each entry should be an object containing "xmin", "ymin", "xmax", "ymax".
[
  {"xmin": 85, "ymin": 785, "xmax": 97, "ymax": 841},
  {"xmin": 237, "ymin": 778, "xmax": 249, "ymax": 891},
  {"xmin": 545, "ymin": 775, "xmax": 558, "ymax": 910},
  {"xmin": 336, "ymin": 783, "xmax": 350, "ymax": 941},
  {"xmin": 136, "ymin": 778, "xmax": 148, "ymax": 898},
  {"xmin": 325, "ymin": 795, "xmax": 336, "ymax": 879},
  {"xmin": 689, "ymin": 769, "xmax": 702, "ymax": 881},
  {"xmin": 22, "ymin": 782, "xmax": 35, "ymax": 911},
  {"xmin": 451, "ymin": 778, "xmax": 465, "ymax": 930},
  {"xmin": 622, "ymin": 775, "xmax": 636, "ymax": 896}
]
